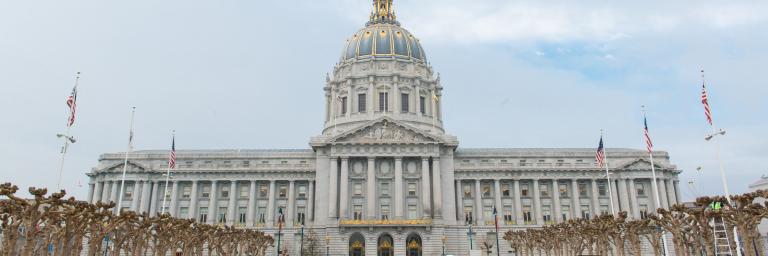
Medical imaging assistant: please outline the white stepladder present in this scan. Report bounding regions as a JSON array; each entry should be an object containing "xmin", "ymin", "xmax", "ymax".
[{"xmin": 712, "ymin": 216, "xmax": 734, "ymax": 256}]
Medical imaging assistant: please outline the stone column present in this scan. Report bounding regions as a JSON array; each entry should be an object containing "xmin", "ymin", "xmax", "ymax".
[
  {"xmin": 87, "ymin": 183, "xmax": 95, "ymax": 203},
  {"xmin": 421, "ymin": 157, "xmax": 432, "ymax": 218},
  {"xmin": 393, "ymin": 77, "xmax": 400, "ymax": 114},
  {"xmin": 532, "ymin": 179, "xmax": 543, "ymax": 224},
  {"xmin": 493, "ymin": 179, "xmax": 503, "ymax": 224},
  {"xmin": 591, "ymin": 179, "xmax": 600, "ymax": 216},
  {"xmin": 368, "ymin": 78, "xmax": 375, "ymax": 116},
  {"xmin": 227, "ymin": 182, "xmax": 237, "ymax": 225},
  {"xmin": 287, "ymin": 180, "xmax": 296, "ymax": 226},
  {"xmin": 308, "ymin": 181, "xmax": 315, "ymax": 221},
  {"xmin": 571, "ymin": 179, "xmax": 579, "ymax": 218},
  {"xmin": 415, "ymin": 85, "xmax": 421, "ymax": 116},
  {"xmin": 673, "ymin": 180, "xmax": 682, "ymax": 205},
  {"xmin": 513, "ymin": 179, "xmax": 523, "ymax": 225},
  {"xmin": 366, "ymin": 157, "xmax": 376, "ymax": 219},
  {"xmin": 552, "ymin": 179, "xmax": 561, "ymax": 222},
  {"xmin": 207, "ymin": 180, "xmax": 218, "ymax": 224},
  {"xmin": 346, "ymin": 84, "xmax": 353, "ymax": 118},
  {"xmin": 665, "ymin": 179, "xmax": 677, "ymax": 207},
  {"xmin": 658, "ymin": 178, "xmax": 669, "ymax": 209},
  {"xmin": 339, "ymin": 157, "xmax": 350, "ymax": 219},
  {"xmin": 618, "ymin": 179, "xmax": 630, "ymax": 215},
  {"xmin": 328, "ymin": 158, "xmax": 338, "ymax": 219},
  {"xmin": 474, "ymin": 179, "xmax": 482, "ymax": 224},
  {"xmin": 394, "ymin": 157, "xmax": 404, "ymax": 219},
  {"xmin": 131, "ymin": 181, "xmax": 141, "ymax": 211},
  {"xmin": 92, "ymin": 182, "xmax": 103, "ymax": 204},
  {"xmin": 611, "ymin": 179, "xmax": 621, "ymax": 215},
  {"xmin": 455, "ymin": 180, "xmax": 463, "ymax": 222},
  {"xmin": 102, "ymin": 181, "xmax": 112, "ymax": 203},
  {"xmin": 150, "ymin": 181, "xmax": 160, "ymax": 217},
  {"xmin": 431, "ymin": 157, "xmax": 442, "ymax": 218},
  {"xmin": 628, "ymin": 179, "xmax": 640, "ymax": 219},
  {"xmin": 267, "ymin": 180, "xmax": 276, "ymax": 226},
  {"xmin": 189, "ymin": 180, "xmax": 199, "ymax": 221},
  {"xmin": 246, "ymin": 181, "xmax": 256, "ymax": 226},
  {"xmin": 169, "ymin": 181, "xmax": 179, "ymax": 216},
  {"xmin": 110, "ymin": 181, "xmax": 119, "ymax": 203},
  {"xmin": 140, "ymin": 181, "xmax": 151, "ymax": 214}
]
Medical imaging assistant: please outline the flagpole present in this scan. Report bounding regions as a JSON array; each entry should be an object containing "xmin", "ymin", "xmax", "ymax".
[
  {"xmin": 701, "ymin": 70, "xmax": 743, "ymax": 256},
  {"xmin": 642, "ymin": 106, "xmax": 669, "ymax": 256},
  {"xmin": 494, "ymin": 208, "xmax": 501, "ymax": 256},
  {"xmin": 117, "ymin": 107, "xmax": 136, "ymax": 216},
  {"xmin": 55, "ymin": 72, "xmax": 80, "ymax": 191},
  {"xmin": 161, "ymin": 130, "xmax": 175, "ymax": 215},
  {"xmin": 602, "ymin": 130, "xmax": 617, "ymax": 216}
]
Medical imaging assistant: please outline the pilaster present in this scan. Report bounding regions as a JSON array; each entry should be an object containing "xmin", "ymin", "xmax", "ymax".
[
  {"xmin": 367, "ymin": 157, "xmax": 376, "ymax": 219},
  {"xmin": 394, "ymin": 157, "xmax": 404, "ymax": 219}
]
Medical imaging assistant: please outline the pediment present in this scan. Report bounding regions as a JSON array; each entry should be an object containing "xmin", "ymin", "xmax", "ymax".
[
  {"xmin": 331, "ymin": 117, "xmax": 441, "ymax": 144},
  {"xmin": 619, "ymin": 158, "xmax": 664, "ymax": 170},
  {"xmin": 102, "ymin": 161, "xmax": 149, "ymax": 173}
]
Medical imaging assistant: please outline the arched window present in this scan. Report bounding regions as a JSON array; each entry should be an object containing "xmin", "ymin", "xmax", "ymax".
[
  {"xmin": 349, "ymin": 232, "xmax": 365, "ymax": 256},
  {"xmin": 406, "ymin": 233, "xmax": 422, "ymax": 256},
  {"xmin": 378, "ymin": 233, "xmax": 394, "ymax": 256}
]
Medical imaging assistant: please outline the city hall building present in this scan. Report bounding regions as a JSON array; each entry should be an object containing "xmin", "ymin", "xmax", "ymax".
[{"xmin": 85, "ymin": 1, "xmax": 682, "ymax": 255}]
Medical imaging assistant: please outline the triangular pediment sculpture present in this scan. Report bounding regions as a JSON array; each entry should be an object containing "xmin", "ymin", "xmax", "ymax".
[
  {"xmin": 331, "ymin": 118, "xmax": 440, "ymax": 144},
  {"xmin": 620, "ymin": 158, "xmax": 663, "ymax": 170},
  {"xmin": 102, "ymin": 161, "xmax": 149, "ymax": 173}
]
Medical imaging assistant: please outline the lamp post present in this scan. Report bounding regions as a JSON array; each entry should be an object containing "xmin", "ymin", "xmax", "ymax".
[
  {"xmin": 325, "ymin": 234, "xmax": 330, "ymax": 256},
  {"xmin": 299, "ymin": 223, "xmax": 304, "ymax": 256},
  {"xmin": 467, "ymin": 224, "xmax": 474, "ymax": 251},
  {"xmin": 442, "ymin": 235, "xmax": 447, "ymax": 256}
]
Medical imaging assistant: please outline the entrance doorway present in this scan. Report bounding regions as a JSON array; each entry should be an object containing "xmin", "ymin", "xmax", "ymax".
[
  {"xmin": 349, "ymin": 233, "xmax": 365, "ymax": 256},
  {"xmin": 377, "ymin": 234, "xmax": 394, "ymax": 256},
  {"xmin": 406, "ymin": 233, "xmax": 422, "ymax": 256}
]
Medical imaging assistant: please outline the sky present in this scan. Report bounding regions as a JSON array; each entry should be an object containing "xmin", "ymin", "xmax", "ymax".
[{"xmin": 0, "ymin": 0, "xmax": 766, "ymax": 200}]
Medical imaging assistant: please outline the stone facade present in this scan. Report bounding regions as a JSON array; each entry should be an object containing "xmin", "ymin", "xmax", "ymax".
[{"xmin": 85, "ymin": 1, "xmax": 683, "ymax": 255}]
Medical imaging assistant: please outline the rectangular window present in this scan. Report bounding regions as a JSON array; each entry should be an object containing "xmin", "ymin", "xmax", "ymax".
[
  {"xmin": 598, "ymin": 182, "xmax": 607, "ymax": 196},
  {"xmin": 242, "ymin": 160, "xmax": 250, "ymax": 167},
  {"xmin": 408, "ymin": 183, "xmax": 417, "ymax": 196},
  {"xmin": 164, "ymin": 187, "xmax": 171, "ymax": 200},
  {"xmin": 562, "ymin": 206, "xmax": 570, "ymax": 221},
  {"xmin": 502, "ymin": 184, "xmax": 510, "ymax": 197},
  {"xmin": 298, "ymin": 185, "xmax": 307, "ymax": 198},
  {"xmin": 482, "ymin": 184, "xmax": 491, "ymax": 197},
  {"xmin": 124, "ymin": 185, "xmax": 134, "ymax": 200},
  {"xmin": 579, "ymin": 183, "xmax": 588, "ymax": 197},
  {"xmin": 354, "ymin": 183, "xmax": 363, "ymax": 196},
  {"xmin": 182, "ymin": 185, "xmax": 191, "ymax": 199},
  {"xmin": 379, "ymin": 92, "xmax": 389, "ymax": 111},
  {"xmin": 640, "ymin": 204, "xmax": 649, "ymax": 219},
  {"xmin": 341, "ymin": 96, "xmax": 347, "ymax": 114},
  {"xmin": 464, "ymin": 206, "xmax": 474, "ymax": 224},
  {"xmin": 401, "ymin": 93, "xmax": 409, "ymax": 112},
  {"xmin": 201, "ymin": 185, "xmax": 210, "ymax": 198},
  {"xmin": 279, "ymin": 185, "xmax": 287, "ymax": 198},
  {"xmin": 540, "ymin": 184, "xmax": 550, "ymax": 197},
  {"xmin": 353, "ymin": 205, "xmax": 363, "ymax": 220},
  {"xmin": 179, "ymin": 207, "xmax": 189, "ymax": 219},
  {"xmin": 542, "ymin": 206, "xmax": 551, "ymax": 222},
  {"xmin": 483, "ymin": 205, "xmax": 493, "ymax": 221},
  {"xmin": 637, "ymin": 183, "xmax": 646, "ymax": 196},
  {"xmin": 381, "ymin": 183, "xmax": 390, "ymax": 196},
  {"xmin": 521, "ymin": 184, "xmax": 529, "ymax": 197},
  {"xmin": 381, "ymin": 205, "xmax": 390, "ymax": 220},
  {"xmin": 218, "ymin": 207, "xmax": 227, "ymax": 223},
  {"xmin": 581, "ymin": 205, "xmax": 591, "ymax": 220},
  {"xmin": 358, "ymin": 93, "xmax": 366, "ymax": 112},
  {"xmin": 419, "ymin": 96, "xmax": 426, "ymax": 114},
  {"xmin": 221, "ymin": 185, "xmax": 230, "ymax": 198},
  {"xmin": 238, "ymin": 207, "xmax": 247, "ymax": 224},
  {"xmin": 199, "ymin": 207, "xmax": 208, "ymax": 223},
  {"xmin": 257, "ymin": 204, "xmax": 267, "ymax": 224},
  {"xmin": 559, "ymin": 184, "xmax": 568, "ymax": 197},
  {"xmin": 523, "ymin": 206, "xmax": 532, "ymax": 223},
  {"xmin": 408, "ymin": 204, "xmax": 418, "ymax": 219},
  {"xmin": 503, "ymin": 205, "xmax": 514, "ymax": 225},
  {"xmin": 296, "ymin": 206, "xmax": 306, "ymax": 225},
  {"xmin": 600, "ymin": 206, "xmax": 609, "ymax": 215},
  {"xmin": 463, "ymin": 184, "xmax": 472, "ymax": 197},
  {"xmin": 239, "ymin": 184, "xmax": 249, "ymax": 198},
  {"xmin": 259, "ymin": 184, "xmax": 268, "ymax": 197}
]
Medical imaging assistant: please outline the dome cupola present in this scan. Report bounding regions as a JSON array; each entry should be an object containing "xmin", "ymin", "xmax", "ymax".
[{"xmin": 340, "ymin": 0, "xmax": 426, "ymax": 63}]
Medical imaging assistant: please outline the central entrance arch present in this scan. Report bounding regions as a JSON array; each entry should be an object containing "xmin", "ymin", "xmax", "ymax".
[
  {"xmin": 377, "ymin": 234, "xmax": 394, "ymax": 256},
  {"xmin": 406, "ymin": 233, "xmax": 422, "ymax": 256},
  {"xmin": 349, "ymin": 232, "xmax": 365, "ymax": 256}
]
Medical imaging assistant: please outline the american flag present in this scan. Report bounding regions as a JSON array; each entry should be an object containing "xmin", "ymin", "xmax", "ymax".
[
  {"xmin": 168, "ymin": 136, "xmax": 176, "ymax": 169},
  {"xmin": 643, "ymin": 117, "xmax": 653, "ymax": 154},
  {"xmin": 701, "ymin": 83, "xmax": 713, "ymax": 125},
  {"xmin": 66, "ymin": 78, "xmax": 78, "ymax": 127},
  {"xmin": 596, "ymin": 136, "xmax": 605, "ymax": 168}
]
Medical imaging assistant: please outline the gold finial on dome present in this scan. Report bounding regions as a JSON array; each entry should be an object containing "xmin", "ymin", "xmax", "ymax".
[{"xmin": 369, "ymin": 0, "xmax": 397, "ymax": 24}]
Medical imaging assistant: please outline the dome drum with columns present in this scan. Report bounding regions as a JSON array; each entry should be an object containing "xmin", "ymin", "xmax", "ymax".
[{"xmin": 85, "ymin": 1, "xmax": 683, "ymax": 255}]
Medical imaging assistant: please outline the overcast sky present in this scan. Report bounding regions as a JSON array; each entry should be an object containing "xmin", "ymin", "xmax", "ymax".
[{"xmin": 1, "ymin": 0, "xmax": 766, "ymax": 200}]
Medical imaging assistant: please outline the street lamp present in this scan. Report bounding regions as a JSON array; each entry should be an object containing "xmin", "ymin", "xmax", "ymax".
[
  {"xmin": 441, "ymin": 235, "xmax": 447, "ymax": 256},
  {"xmin": 325, "ymin": 234, "xmax": 330, "ymax": 256}
]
